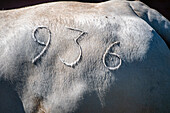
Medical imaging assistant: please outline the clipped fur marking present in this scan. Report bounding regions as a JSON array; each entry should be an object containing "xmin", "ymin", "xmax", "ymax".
[
  {"xmin": 59, "ymin": 27, "xmax": 87, "ymax": 68},
  {"xmin": 32, "ymin": 27, "xmax": 51, "ymax": 64},
  {"xmin": 103, "ymin": 41, "xmax": 122, "ymax": 70}
]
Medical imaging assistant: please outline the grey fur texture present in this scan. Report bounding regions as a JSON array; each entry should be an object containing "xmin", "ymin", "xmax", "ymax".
[{"xmin": 0, "ymin": 0, "xmax": 170, "ymax": 113}]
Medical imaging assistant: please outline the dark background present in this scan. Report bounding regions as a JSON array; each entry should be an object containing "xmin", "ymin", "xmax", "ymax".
[{"xmin": 0, "ymin": 0, "xmax": 169, "ymax": 20}]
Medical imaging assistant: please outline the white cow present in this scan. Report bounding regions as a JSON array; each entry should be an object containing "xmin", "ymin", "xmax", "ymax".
[{"xmin": 0, "ymin": 0, "xmax": 169, "ymax": 113}]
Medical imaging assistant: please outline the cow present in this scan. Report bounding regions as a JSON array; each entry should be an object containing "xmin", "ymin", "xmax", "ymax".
[{"xmin": 0, "ymin": 0, "xmax": 170, "ymax": 113}]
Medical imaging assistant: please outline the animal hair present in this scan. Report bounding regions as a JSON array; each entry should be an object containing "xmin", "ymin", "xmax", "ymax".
[
  {"xmin": 103, "ymin": 41, "xmax": 122, "ymax": 70},
  {"xmin": 32, "ymin": 27, "xmax": 51, "ymax": 64},
  {"xmin": 59, "ymin": 27, "xmax": 87, "ymax": 68}
]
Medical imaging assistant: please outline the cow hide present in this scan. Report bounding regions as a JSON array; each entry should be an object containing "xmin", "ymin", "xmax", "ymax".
[{"xmin": 0, "ymin": 0, "xmax": 170, "ymax": 113}]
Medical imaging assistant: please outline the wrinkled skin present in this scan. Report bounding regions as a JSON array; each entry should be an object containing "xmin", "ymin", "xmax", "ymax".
[{"xmin": 0, "ymin": 0, "xmax": 170, "ymax": 113}]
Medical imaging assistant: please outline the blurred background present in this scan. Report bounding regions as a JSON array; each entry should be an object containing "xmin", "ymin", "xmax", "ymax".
[{"xmin": 0, "ymin": 0, "xmax": 169, "ymax": 20}]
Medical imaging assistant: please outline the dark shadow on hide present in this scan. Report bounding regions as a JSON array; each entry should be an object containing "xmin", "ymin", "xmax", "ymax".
[
  {"xmin": 0, "ymin": 79, "xmax": 25, "ymax": 113},
  {"xmin": 73, "ymin": 91, "xmax": 102, "ymax": 113}
]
